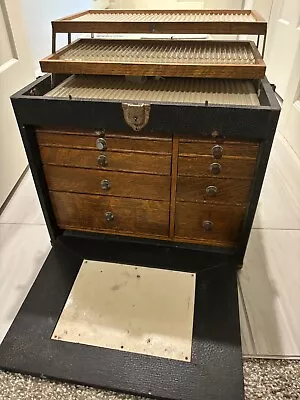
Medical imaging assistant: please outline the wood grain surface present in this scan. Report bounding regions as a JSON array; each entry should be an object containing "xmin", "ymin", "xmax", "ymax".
[
  {"xmin": 50, "ymin": 191, "xmax": 170, "ymax": 237},
  {"xmin": 44, "ymin": 165, "xmax": 170, "ymax": 201},
  {"xmin": 175, "ymin": 202, "xmax": 245, "ymax": 245},
  {"xmin": 40, "ymin": 59, "xmax": 266, "ymax": 80},
  {"xmin": 40, "ymin": 147, "xmax": 171, "ymax": 175},
  {"xmin": 178, "ymin": 155, "xmax": 256, "ymax": 179},
  {"xmin": 169, "ymin": 137, "xmax": 179, "ymax": 238},
  {"xmin": 37, "ymin": 130, "xmax": 172, "ymax": 154},
  {"xmin": 40, "ymin": 39, "xmax": 265, "ymax": 80},
  {"xmin": 52, "ymin": 10, "xmax": 266, "ymax": 37},
  {"xmin": 179, "ymin": 139, "xmax": 259, "ymax": 158},
  {"xmin": 176, "ymin": 176, "xmax": 252, "ymax": 205}
]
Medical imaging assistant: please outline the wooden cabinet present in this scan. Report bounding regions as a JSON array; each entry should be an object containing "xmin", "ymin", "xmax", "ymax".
[
  {"xmin": 50, "ymin": 191, "xmax": 170, "ymax": 238},
  {"xmin": 174, "ymin": 202, "xmax": 246, "ymax": 246},
  {"xmin": 44, "ymin": 165, "xmax": 171, "ymax": 201},
  {"xmin": 5, "ymin": 10, "xmax": 281, "ymax": 400},
  {"xmin": 37, "ymin": 128, "xmax": 259, "ymax": 247}
]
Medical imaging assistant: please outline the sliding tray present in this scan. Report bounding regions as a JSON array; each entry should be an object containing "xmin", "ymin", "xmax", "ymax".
[
  {"xmin": 40, "ymin": 39, "xmax": 266, "ymax": 79},
  {"xmin": 52, "ymin": 9, "xmax": 267, "ymax": 53}
]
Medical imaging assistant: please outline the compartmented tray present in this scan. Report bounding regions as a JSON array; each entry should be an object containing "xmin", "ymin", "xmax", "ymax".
[
  {"xmin": 45, "ymin": 75, "xmax": 261, "ymax": 107},
  {"xmin": 52, "ymin": 9, "xmax": 266, "ymax": 35},
  {"xmin": 41, "ymin": 39, "xmax": 265, "ymax": 79}
]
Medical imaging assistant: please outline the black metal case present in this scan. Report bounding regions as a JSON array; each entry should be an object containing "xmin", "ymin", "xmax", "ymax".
[{"xmin": 0, "ymin": 71, "xmax": 280, "ymax": 400}]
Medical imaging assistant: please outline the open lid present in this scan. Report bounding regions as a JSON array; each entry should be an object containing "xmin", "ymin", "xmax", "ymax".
[
  {"xmin": 52, "ymin": 9, "xmax": 266, "ymax": 35},
  {"xmin": 40, "ymin": 39, "xmax": 265, "ymax": 79}
]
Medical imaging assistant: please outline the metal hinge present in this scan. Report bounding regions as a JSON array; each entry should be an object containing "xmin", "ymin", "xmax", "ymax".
[{"xmin": 122, "ymin": 103, "xmax": 151, "ymax": 132}]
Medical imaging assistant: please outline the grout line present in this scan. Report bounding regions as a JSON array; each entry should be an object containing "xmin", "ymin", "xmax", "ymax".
[
  {"xmin": 243, "ymin": 354, "xmax": 300, "ymax": 360},
  {"xmin": 252, "ymin": 228, "xmax": 300, "ymax": 231},
  {"xmin": 238, "ymin": 277, "xmax": 257, "ymax": 355},
  {"xmin": 0, "ymin": 166, "xmax": 29, "ymax": 216},
  {"xmin": 0, "ymin": 223, "xmax": 46, "ymax": 226}
]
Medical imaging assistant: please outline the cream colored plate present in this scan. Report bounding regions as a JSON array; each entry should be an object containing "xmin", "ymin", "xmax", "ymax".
[{"xmin": 52, "ymin": 260, "xmax": 196, "ymax": 362}]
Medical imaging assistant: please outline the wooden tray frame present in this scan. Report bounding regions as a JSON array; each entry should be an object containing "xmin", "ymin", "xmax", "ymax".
[
  {"xmin": 51, "ymin": 9, "xmax": 267, "ymax": 55},
  {"xmin": 41, "ymin": 39, "xmax": 266, "ymax": 80}
]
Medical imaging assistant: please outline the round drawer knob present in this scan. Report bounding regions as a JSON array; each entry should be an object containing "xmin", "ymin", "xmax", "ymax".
[
  {"xmin": 210, "ymin": 162, "xmax": 221, "ymax": 175},
  {"xmin": 104, "ymin": 211, "xmax": 114, "ymax": 222},
  {"xmin": 202, "ymin": 220, "xmax": 214, "ymax": 232},
  {"xmin": 96, "ymin": 137, "xmax": 107, "ymax": 151},
  {"xmin": 205, "ymin": 185, "xmax": 217, "ymax": 197},
  {"xmin": 98, "ymin": 155, "xmax": 108, "ymax": 167},
  {"xmin": 100, "ymin": 179, "xmax": 111, "ymax": 190},
  {"xmin": 212, "ymin": 145, "xmax": 223, "ymax": 159}
]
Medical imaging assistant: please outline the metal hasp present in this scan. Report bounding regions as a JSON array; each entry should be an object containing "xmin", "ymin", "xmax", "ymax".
[{"xmin": 122, "ymin": 103, "xmax": 151, "ymax": 131}]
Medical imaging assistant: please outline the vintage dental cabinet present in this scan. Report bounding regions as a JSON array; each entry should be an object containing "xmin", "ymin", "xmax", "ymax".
[{"xmin": 0, "ymin": 9, "xmax": 280, "ymax": 400}]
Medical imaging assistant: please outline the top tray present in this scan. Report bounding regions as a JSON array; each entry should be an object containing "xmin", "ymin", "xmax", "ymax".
[{"xmin": 52, "ymin": 9, "xmax": 266, "ymax": 35}]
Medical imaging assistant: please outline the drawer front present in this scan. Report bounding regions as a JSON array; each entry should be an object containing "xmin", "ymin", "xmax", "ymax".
[
  {"xmin": 179, "ymin": 139, "xmax": 259, "ymax": 158},
  {"xmin": 175, "ymin": 202, "xmax": 245, "ymax": 246},
  {"xmin": 37, "ymin": 130, "xmax": 172, "ymax": 154},
  {"xmin": 44, "ymin": 165, "xmax": 170, "ymax": 201},
  {"xmin": 178, "ymin": 156, "xmax": 256, "ymax": 179},
  {"xmin": 40, "ymin": 147, "xmax": 171, "ymax": 175},
  {"xmin": 50, "ymin": 191, "xmax": 170, "ymax": 238},
  {"xmin": 176, "ymin": 176, "xmax": 252, "ymax": 205}
]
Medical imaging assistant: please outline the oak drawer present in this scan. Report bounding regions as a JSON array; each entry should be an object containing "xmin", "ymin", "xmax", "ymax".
[
  {"xmin": 37, "ymin": 130, "xmax": 172, "ymax": 154},
  {"xmin": 178, "ymin": 156, "xmax": 256, "ymax": 179},
  {"xmin": 179, "ymin": 139, "xmax": 259, "ymax": 158},
  {"xmin": 176, "ymin": 176, "xmax": 252, "ymax": 205},
  {"xmin": 44, "ymin": 165, "xmax": 170, "ymax": 201},
  {"xmin": 175, "ymin": 202, "xmax": 245, "ymax": 246},
  {"xmin": 40, "ymin": 147, "xmax": 171, "ymax": 175},
  {"xmin": 50, "ymin": 191, "xmax": 170, "ymax": 238}
]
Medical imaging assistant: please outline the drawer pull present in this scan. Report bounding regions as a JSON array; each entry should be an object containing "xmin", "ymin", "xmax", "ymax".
[
  {"xmin": 210, "ymin": 162, "xmax": 221, "ymax": 175},
  {"xmin": 205, "ymin": 185, "xmax": 217, "ymax": 197},
  {"xmin": 97, "ymin": 155, "xmax": 108, "ymax": 167},
  {"xmin": 212, "ymin": 145, "xmax": 223, "ymax": 159},
  {"xmin": 96, "ymin": 137, "xmax": 107, "ymax": 151},
  {"xmin": 100, "ymin": 179, "xmax": 111, "ymax": 190},
  {"xmin": 202, "ymin": 220, "xmax": 214, "ymax": 232},
  {"xmin": 104, "ymin": 211, "xmax": 114, "ymax": 222}
]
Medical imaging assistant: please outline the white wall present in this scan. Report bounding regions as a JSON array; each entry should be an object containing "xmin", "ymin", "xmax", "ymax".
[{"xmin": 20, "ymin": 0, "xmax": 90, "ymax": 72}]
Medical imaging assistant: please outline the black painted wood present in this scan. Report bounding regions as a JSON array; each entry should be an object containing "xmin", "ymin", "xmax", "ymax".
[
  {"xmin": 0, "ymin": 235, "xmax": 244, "ymax": 400},
  {"xmin": 63, "ymin": 230, "xmax": 234, "ymax": 272},
  {"xmin": 10, "ymin": 73, "xmax": 280, "ymax": 264},
  {"xmin": 11, "ymin": 75, "xmax": 278, "ymax": 140},
  {"xmin": 236, "ymin": 107, "xmax": 280, "ymax": 262},
  {"xmin": 1, "ymin": 73, "xmax": 281, "ymax": 400},
  {"xmin": 16, "ymin": 124, "xmax": 61, "ymax": 243}
]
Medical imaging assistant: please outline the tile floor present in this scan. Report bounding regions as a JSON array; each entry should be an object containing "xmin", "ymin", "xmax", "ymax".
[{"xmin": 0, "ymin": 132, "xmax": 299, "ymax": 357}]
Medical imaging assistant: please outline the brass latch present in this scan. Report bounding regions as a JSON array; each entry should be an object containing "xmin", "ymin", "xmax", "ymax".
[{"xmin": 122, "ymin": 103, "xmax": 151, "ymax": 132}]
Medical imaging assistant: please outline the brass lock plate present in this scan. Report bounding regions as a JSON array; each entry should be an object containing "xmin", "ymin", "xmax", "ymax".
[{"xmin": 122, "ymin": 103, "xmax": 151, "ymax": 131}]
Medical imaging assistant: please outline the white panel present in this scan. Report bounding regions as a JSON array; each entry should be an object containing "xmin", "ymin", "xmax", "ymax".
[
  {"xmin": 252, "ymin": 0, "xmax": 273, "ymax": 21},
  {"xmin": 278, "ymin": 33, "xmax": 300, "ymax": 160},
  {"xmin": 278, "ymin": 0, "xmax": 294, "ymax": 24},
  {"xmin": 53, "ymin": 260, "xmax": 196, "ymax": 362},
  {"xmin": 265, "ymin": 0, "xmax": 300, "ymax": 98},
  {"xmin": 19, "ymin": 0, "xmax": 90, "ymax": 72},
  {"xmin": 0, "ymin": 1, "xmax": 16, "ymax": 66},
  {"xmin": 240, "ymin": 229, "xmax": 300, "ymax": 356},
  {"xmin": 0, "ymin": 0, "xmax": 35, "ymax": 206},
  {"xmin": 284, "ymin": 97, "xmax": 300, "ymax": 159}
]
